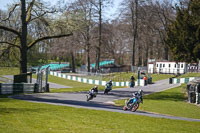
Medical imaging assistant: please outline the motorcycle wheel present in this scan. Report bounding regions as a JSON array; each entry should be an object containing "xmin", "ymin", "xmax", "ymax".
[
  {"xmin": 131, "ymin": 103, "xmax": 139, "ymax": 112},
  {"xmin": 123, "ymin": 106, "xmax": 128, "ymax": 111},
  {"xmin": 86, "ymin": 95, "xmax": 93, "ymax": 101}
]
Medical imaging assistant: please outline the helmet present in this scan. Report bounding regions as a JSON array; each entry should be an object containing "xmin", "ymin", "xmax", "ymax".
[
  {"xmin": 132, "ymin": 93, "xmax": 135, "ymax": 97},
  {"xmin": 109, "ymin": 80, "xmax": 112, "ymax": 82},
  {"xmin": 94, "ymin": 86, "xmax": 98, "ymax": 89},
  {"xmin": 139, "ymin": 89, "xmax": 143, "ymax": 95}
]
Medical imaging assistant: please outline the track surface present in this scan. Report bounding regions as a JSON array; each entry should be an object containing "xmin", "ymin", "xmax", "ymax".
[{"xmin": 11, "ymin": 79, "xmax": 200, "ymax": 122}]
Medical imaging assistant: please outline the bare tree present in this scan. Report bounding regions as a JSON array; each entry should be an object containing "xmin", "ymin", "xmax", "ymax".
[{"xmin": 0, "ymin": 0, "xmax": 72, "ymax": 76}]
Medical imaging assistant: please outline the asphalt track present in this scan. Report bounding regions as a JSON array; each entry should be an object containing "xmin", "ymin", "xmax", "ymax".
[{"xmin": 11, "ymin": 79, "xmax": 200, "ymax": 122}]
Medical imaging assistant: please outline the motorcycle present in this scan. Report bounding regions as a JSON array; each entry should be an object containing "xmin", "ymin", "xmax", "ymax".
[
  {"xmin": 104, "ymin": 83, "xmax": 112, "ymax": 94},
  {"xmin": 123, "ymin": 90, "xmax": 143, "ymax": 112},
  {"xmin": 86, "ymin": 90, "xmax": 97, "ymax": 101}
]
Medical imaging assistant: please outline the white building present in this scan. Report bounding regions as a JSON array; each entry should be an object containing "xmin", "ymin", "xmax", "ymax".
[{"xmin": 148, "ymin": 61, "xmax": 187, "ymax": 74}]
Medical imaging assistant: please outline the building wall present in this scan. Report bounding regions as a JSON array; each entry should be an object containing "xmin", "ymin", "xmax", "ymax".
[{"xmin": 148, "ymin": 61, "xmax": 186, "ymax": 74}]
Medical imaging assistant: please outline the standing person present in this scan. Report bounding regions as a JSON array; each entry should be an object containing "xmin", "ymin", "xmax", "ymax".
[
  {"xmin": 143, "ymin": 76, "xmax": 147, "ymax": 85},
  {"xmin": 130, "ymin": 75, "xmax": 135, "ymax": 87}
]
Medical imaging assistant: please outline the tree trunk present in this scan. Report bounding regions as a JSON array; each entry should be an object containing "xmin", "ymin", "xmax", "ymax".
[
  {"xmin": 71, "ymin": 51, "xmax": 75, "ymax": 73},
  {"xmin": 131, "ymin": 0, "xmax": 138, "ymax": 67},
  {"xmin": 87, "ymin": 44, "xmax": 90, "ymax": 72},
  {"xmin": 144, "ymin": 42, "xmax": 149, "ymax": 66},
  {"xmin": 20, "ymin": 0, "xmax": 28, "ymax": 75},
  {"xmin": 164, "ymin": 45, "xmax": 169, "ymax": 60},
  {"xmin": 95, "ymin": 0, "xmax": 102, "ymax": 71}
]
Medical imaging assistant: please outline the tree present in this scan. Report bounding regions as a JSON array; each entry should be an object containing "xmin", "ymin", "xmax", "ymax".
[
  {"xmin": 166, "ymin": 0, "xmax": 200, "ymax": 63},
  {"xmin": 0, "ymin": 0, "xmax": 72, "ymax": 76},
  {"xmin": 70, "ymin": 0, "xmax": 94, "ymax": 72}
]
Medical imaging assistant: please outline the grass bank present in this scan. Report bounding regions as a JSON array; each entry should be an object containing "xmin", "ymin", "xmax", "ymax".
[
  {"xmin": 0, "ymin": 96, "xmax": 199, "ymax": 133},
  {"xmin": 115, "ymin": 84, "xmax": 200, "ymax": 119}
]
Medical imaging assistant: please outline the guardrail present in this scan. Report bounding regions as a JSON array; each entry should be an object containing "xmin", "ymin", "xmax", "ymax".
[
  {"xmin": 169, "ymin": 77, "xmax": 195, "ymax": 84},
  {"xmin": 0, "ymin": 83, "xmax": 38, "ymax": 94}
]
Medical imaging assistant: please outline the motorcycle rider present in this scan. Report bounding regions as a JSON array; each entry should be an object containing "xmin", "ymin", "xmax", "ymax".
[
  {"xmin": 89, "ymin": 86, "xmax": 98, "ymax": 97},
  {"xmin": 107, "ymin": 80, "xmax": 113, "ymax": 89},
  {"xmin": 134, "ymin": 89, "xmax": 143, "ymax": 103}
]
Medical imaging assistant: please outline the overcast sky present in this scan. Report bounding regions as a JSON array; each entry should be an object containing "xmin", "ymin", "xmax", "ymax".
[{"xmin": 0, "ymin": 0, "xmax": 123, "ymax": 20}]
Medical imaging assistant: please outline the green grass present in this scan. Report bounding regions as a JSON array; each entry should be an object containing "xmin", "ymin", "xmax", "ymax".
[
  {"xmin": 79, "ymin": 72, "xmax": 174, "ymax": 82},
  {"xmin": 0, "ymin": 96, "xmax": 199, "ymax": 133},
  {"xmin": 0, "ymin": 67, "xmax": 19, "ymax": 75},
  {"xmin": 101, "ymin": 72, "xmax": 137, "ymax": 82},
  {"xmin": 33, "ymin": 75, "xmax": 119, "ymax": 93},
  {"xmin": 42, "ymin": 73, "xmax": 173, "ymax": 92},
  {"xmin": 115, "ymin": 84, "xmax": 200, "ymax": 119},
  {"xmin": 150, "ymin": 74, "xmax": 174, "ymax": 82},
  {"xmin": 178, "ymin": 73, "xmax": 200, "ymax": 78}
]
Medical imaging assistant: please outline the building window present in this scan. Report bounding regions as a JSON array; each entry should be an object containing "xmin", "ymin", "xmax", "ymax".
[
  {"xmin": 175, "ymin": 64, "xmax": 176, "ymax": 68},
  {"xmin": 181, "ymin": 64, "xmax": 183, "ymax": 68},
  {"xmin": 160, "ymin": 64, "xmax": 162, "ymax": 68},
  {"xmin": 157, "ymin": 64, "xmax": 158, "ymax": 67},
  {"xmin": 169, "ymin": 64, "xmax": 171, "ymax": 67},
  {"xmin": 163, "ymin": 64, "xmax": 165, "ymax": 67}
]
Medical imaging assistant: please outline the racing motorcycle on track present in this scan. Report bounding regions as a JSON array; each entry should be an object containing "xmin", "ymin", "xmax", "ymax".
[
  {"xmin": 104, "ymin": 80, "xmax": 112, "ymax": 94},
  {"xmin": 86, "ymin": 86, "xmax": 98, "ymax": 101},
  {"xmin": 123, "ymin": 90, "xmax": 143, "ymax": 112}
]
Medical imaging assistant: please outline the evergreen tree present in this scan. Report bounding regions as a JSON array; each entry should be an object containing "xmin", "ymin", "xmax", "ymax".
[{"xmin": 166, "ymin": 0, "xmax": 200, "ymax": 63}]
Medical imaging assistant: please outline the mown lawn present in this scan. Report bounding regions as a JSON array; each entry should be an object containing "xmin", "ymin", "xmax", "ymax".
[
  {"xmin": 33, "ymin": 75, "xmax": 120, "ymax": 93},
  {"xmin": 115, "ymin": 84, "xmax": 200, "ymax": 119},
  {"xmin": 101, "ymin": 72, "xmax": 174, "ymax": 82},
  {"xmin": 69, "ymin": 72, "xmax": 174, "ymax": 82},
  {"xmin": 0, "ymin": 67, "xmax": 19, "ymax": 75},
  {"xmin": 0, "ymin": 96, "xmax": 199, "ymax": 133},
  {"xmin": 150, "ymin": 74, "xmax": 174, "ymax": 82},
  {"xmin": 43, "ymin": 73, "xmax": 174, "ymax": 93},
  {"xmin": 178, "ymin": 73, "xmax": 200, "ymax": 78}
]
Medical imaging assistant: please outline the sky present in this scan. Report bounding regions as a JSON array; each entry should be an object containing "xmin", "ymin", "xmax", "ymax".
[{"xmin": 0, "ymin": 0, "xmax": 123, "ymax": 20}]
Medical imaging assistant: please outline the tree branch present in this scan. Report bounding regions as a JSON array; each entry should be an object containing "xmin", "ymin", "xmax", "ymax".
[
  {"xmin": 26, "ymin": 0, "xmax": 35, "ymax": 22},
  {"xmin": 27, "ymin": 33, "xmax": 73, "ymax": 50},
  {"xmin": 0, "ymin": 46, "xmax": 12, "ymax": 59},
  {"xmin": 0, "ymin": 41, "xmax": 20, "ymax": 48},
  {"xmin": 0, "ymin": 4, "xmax": 19, "ymax": 22},
  {"xmin": 0, "ymin": 25, "xmax": 20, "ymax": 37}
]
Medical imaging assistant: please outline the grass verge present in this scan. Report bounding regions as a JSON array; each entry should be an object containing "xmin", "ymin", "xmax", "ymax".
[
  {"xmin": 0, "ymin": 67, "xmax": 19, "ymax": 75},
  {"xmin": 101, "ymin": 72, "xmax": 174, "ymax": 82},
  {"xmin": 35, "ymin": 75, "xmax": 119, "ymax": 93},
  {"xmin": 0, "ymin": 95, "xmax": 199, "ymax": 133},
  {"xmin": 178, "ymin": 73, "xmax": 200, "ymax": 78},
  {"xmin": 115, "ymin": 84, "xmax": 200, "ymax": 119}
]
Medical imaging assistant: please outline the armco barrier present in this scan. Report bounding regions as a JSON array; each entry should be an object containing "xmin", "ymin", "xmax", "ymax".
[
  {"xmin": 0, "ymin": 83, "xmax": 38, "ymax": 94},
  {"xmin": 50, "ymin": 71, "xmax": 145, "ymax": 87},
  {"xmin": 169, "ymin": 77, "xmax": 195, "ymax": 84}
]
